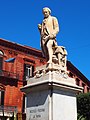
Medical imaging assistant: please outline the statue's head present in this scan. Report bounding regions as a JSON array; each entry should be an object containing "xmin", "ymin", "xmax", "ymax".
[{"xmin": 43, "ymin": 7, "xmax": 51, "ymax": 18}]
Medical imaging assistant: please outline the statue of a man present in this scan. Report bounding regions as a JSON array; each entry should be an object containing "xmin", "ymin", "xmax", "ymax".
[{"xmin": 38, "ymin": 7, "xmax": 59, "ymax": 63}]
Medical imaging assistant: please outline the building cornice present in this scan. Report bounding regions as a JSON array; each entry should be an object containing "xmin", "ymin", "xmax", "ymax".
[{"xmin": 0, "ymin": 38, "xmax": 43, "ymax": 58}]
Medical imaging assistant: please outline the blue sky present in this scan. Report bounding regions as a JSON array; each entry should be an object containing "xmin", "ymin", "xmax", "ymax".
[{"xmin": 0, "ymin": 0, "xmax": 90, "ymax": 80}]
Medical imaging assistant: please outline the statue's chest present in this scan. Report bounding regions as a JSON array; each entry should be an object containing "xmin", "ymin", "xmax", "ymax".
[{"xmin": 45, "ymin": 18, "xmax": 53, "ymax": 27}]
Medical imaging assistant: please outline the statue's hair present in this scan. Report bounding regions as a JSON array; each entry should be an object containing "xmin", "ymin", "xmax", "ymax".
[{"xmin": 43, "ymin": 7, "xmax": 51, "ymax": 14}]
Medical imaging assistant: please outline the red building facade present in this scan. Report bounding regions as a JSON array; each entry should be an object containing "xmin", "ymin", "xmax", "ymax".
[
  {"xmin": 67, "ymin": 61, "xmax": 90, "ymax": 93},
  {"xmin": 0, "ymin": 38, "xmax": 90, "ymax": 119},
  {"xmin": 0, "ymin": 38, "xmax": 46, "ymax": 119}
]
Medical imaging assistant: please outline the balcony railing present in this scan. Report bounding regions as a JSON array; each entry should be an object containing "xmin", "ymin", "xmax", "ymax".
[
  {"xmin": 0, "ymin": 105, "xmax": 17, "ymax": 112},
  {"xmin": 0, "ymin": 105, "xmax": 17, "ymax": 117},
  {"xmin": 0, "ymin": 70, "xmax": 19, "ymax": 80}
]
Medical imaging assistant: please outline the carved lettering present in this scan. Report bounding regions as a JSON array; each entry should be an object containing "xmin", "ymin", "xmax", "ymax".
[
  {"xmin": 36, "ymin": 114, "xmax": 41, "ymax": 118},
  {"xmin": 30, "ymin": 109, "xmax": 36, "ymax": 113},
  {"xmin": 38, "ymin": 108, "xmax": 45, "ymax": 112},
  {"xmin": 29, "ymin": 108, "xmax": 46, "ymax": 120}
]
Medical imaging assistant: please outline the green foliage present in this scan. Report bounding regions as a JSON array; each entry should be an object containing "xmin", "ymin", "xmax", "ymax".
[
  {"xmin": 77, "ymin": 113, "xmax": 86, "ymax": 120},
  {"xmin": 77, "ymin": 92, "xmax": 90, "ymax": 120}
]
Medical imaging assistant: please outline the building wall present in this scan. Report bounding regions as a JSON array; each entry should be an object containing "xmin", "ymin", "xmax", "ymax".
[{"xmin": 0, "ymin": 39, "xmax": 46, "ymax": 118}]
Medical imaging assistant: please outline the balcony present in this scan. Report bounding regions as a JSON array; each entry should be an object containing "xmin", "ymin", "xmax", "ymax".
[
  {"xmin": 0, "ymin": 105, "xmax": 17, "ymax": 112},
  {"xmin": 0, "ymin": 105, "xmax": 17, "ymax": 117},
  {"xmin": 0, "ymin": 70, "xmax": 19, "ymax": 80}
]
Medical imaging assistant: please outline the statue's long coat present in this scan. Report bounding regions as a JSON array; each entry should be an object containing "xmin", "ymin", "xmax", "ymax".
[{"xmin": 41, "ymin": 15, "xmax": 59, "ymax": 58}]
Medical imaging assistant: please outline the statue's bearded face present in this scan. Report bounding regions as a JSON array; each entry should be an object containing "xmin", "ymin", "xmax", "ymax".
[{"xmin": 43, "ymin": 9, "xmax": 50, "ymax": 18}]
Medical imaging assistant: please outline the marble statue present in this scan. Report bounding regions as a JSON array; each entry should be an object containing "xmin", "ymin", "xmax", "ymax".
[
  {"xmin": 38, "ymin": 7, "xmax": 67, "ymax": 74},
  {"xmin": 38, "ymin": 7, "xmax": 59, "ymax": 63}
]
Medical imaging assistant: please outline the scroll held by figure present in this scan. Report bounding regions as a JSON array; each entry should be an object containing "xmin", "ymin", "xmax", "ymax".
[{"xmin": 38, "ymin": 7, "xmax": 67, "ymax": 72}]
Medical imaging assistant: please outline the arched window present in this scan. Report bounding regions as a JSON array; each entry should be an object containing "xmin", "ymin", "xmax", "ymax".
[
  {"xmin": 0, "ymin": 50, "xmax": 4, "ymax": 70},
  {"xmin": 0, "ymin": 50, "xmax": 4, "ymax": 56}
]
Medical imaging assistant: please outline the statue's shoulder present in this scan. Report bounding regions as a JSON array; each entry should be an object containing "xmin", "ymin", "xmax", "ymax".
[
  {"xmin": 51, "ymin": 16, "xmax": 58, "ymax": 20},
  {"xmin": 51, "ymin": 16, "xmax": 58, "ymax": 23}
]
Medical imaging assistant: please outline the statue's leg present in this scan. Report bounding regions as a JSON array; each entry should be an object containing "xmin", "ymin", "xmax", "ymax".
[
  {"xmin": 41, "ymin": 40, "xmax": 48, "ymax": 59},
  {"xmin": 64, "ymin": 56, "xmax": 67, "ymax": 68},
  {"xmin": 46, "ymin": 40, "xmax": 53, "ymax": 63},
  {"xmin": 58, "ymin": 53, "xmax": 62, "ymax": 65}
]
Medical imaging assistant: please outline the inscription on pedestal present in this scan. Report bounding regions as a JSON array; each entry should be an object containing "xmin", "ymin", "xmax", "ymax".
[
  {"xmin": 26, "ymin": 90, "xmax": 49, "ymax": 120},
  {"xmin": 29, "ymin": 108, "xmax": 45, "ymax": 120}
]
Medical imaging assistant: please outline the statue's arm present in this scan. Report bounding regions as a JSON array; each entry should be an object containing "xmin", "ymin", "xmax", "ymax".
[{"xmin": 51, "ymin": 17, "xmax": 59, "ymax": 37}]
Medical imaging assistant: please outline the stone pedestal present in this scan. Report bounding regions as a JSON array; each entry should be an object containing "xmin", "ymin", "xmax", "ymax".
[{"xmin": 21, "ymin": 64, "xmax": 82, "ymax": 120}]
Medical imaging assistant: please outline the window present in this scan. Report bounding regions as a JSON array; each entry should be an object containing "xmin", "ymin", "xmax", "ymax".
[
  {"xmin": 69, "ymin": 72, "xmax": 73, "ymax": 78},
  {"xmin": 87, "ymin": 87, "xmax": 89, "ymax": 92},
  {"xmin": 24, "ymin": 64, "xmax": 34, "ymax": 80},
  {"xmin": 0, "ymin": 50, "xmax": 4, "ymax": 71},
  {"xmin": 82, "ymin": 83, "xmax": 85, "ymax": 93},
  {"xmin": 0, "ymin": 50, "xmax": 4, "ymax": 56},
  {"xmin": 76, "ymin": 78, "xmax": 80, "ymax": 86},
  {"xmin": 0, "ymin": 57, "xmax": 3, "ymax": 71},
  {"xmin": 0, "ymin": 91, "xmax": 4, "ymax": 106}
]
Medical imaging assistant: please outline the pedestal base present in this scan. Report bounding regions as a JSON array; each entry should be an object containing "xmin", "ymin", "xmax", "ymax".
[{"xmin": 21, "ymin": 70, "xmax": 82, "ymax": 120}]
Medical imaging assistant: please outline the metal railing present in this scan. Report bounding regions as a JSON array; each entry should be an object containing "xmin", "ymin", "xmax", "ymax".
[
  {"xmin": 0, "ymin": 70, "xmax": 19, "ymax": 79},
  {"xmin": 0, "ymin": 105, "xmax": 17, "ymax": 112},
  {"xmin": 0, "ymin": 105, "xmax": 17, "ymax": 117}
]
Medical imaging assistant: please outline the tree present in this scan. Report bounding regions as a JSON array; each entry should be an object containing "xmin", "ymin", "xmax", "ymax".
[{"xmin": 77, "ymin": 92, "xmax": 90, "ymax": 120}]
